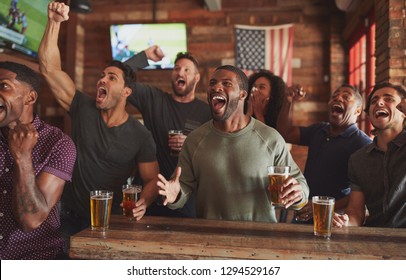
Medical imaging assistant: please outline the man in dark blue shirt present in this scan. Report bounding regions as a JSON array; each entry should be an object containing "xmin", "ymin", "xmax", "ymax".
[{"xmin": 277, "ymin": 84, "xmax": 372, "ymax": 222}]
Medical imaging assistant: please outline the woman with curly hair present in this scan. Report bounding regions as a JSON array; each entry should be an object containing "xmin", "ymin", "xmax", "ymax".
[{"xmin": 244, "ymin": 70, "xmax": 286, "ymax": 128}]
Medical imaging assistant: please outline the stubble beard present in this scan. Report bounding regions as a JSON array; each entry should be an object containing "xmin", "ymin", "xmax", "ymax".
[
  {"xmin": 212, "ymin": 97, "xmax": 239, "ymax": 122},
  {"xmin": 172, "ymin": 78, "xmax": 197, "ymax": 98}
]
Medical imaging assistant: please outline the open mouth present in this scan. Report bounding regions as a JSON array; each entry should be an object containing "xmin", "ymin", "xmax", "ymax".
[
  {"xmin": 96, "ymin": 87, "xmax": 107, "ymax": 102},
  {"xmin": 375, "ymin": 109, "xmax": 389, "ymax": 118},
  {"xmin": 331, "ymin": 104, "xmax": 344, "ymax": 114},
  {"xmin": 176, "ymin": 78, "xmax": 186, "ymax": 87},
  {"xmin": 211, "ymin": 95, "xmax": 226, "ymax": 110}
]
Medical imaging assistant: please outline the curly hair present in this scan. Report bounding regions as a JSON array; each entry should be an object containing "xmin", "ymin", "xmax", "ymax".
[{"xmin": 244, "ymin": 70, "xmax": 286, "ymax": 128}]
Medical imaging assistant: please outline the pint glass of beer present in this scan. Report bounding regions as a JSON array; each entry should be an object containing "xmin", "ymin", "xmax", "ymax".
[
  {"xmin": 312, "ymin": 196, "xmax": 335, "ymax": 238},
  {"xmin": 168, "ymin": 130, "xmax": 184, "ymax": 157},
  {"xmin": 267, "ymin": 166, "xmax": 290, "ymax": 207},
  {"xmin": 122, "ymin": 184, "xmax": 142, "ymax": 220},
  {"xmin": 90, "ymin": 190, "xmax": 113, "ymax": 231}
]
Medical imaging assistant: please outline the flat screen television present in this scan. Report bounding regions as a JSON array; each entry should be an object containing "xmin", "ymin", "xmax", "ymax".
[
  {"xmin": 0, "ymin": 0, "xmax": 51, "ymax": 59},
  {"xmin": 110, "ymin": 23, "xmax": 187, "ymax": 69}
]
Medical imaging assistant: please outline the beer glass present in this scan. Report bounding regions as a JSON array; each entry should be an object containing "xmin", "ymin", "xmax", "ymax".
[
  {"xmin": 267, "ymin": 166, "xmax": 290, "ymax": 207},
  {"xmin": 90, "ymin": 190, "xmax": 113, "ymax": 231},
  {"xmin": 168, "ymin": 130, "xmax": 183, "ymax": 157},
  {"xmin": 122, "ymin": 184, "xmax": 142, "ymax": 220},
  {"xmin": 312, "ymin": 196, "xmax": 335, "ymax": 238}
]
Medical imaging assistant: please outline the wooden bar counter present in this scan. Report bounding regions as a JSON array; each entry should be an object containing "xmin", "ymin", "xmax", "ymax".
[{"xmin": 69, "ymin": 215, "xmax": 406, "ymax": 260}]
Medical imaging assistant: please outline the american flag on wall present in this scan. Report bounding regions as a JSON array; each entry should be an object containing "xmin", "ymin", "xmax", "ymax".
[{"xmin": 235, "ymin": 24, "xmax": 294, "ymax": 85}]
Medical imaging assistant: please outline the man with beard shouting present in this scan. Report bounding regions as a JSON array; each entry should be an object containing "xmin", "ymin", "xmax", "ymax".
[
  {"xmin": 157, "ymin": 65, "xmax": 309, "ymax": 222},
  {"xmin": 125, "ymin": 47, "xmax": 211, "ymax": 218}
]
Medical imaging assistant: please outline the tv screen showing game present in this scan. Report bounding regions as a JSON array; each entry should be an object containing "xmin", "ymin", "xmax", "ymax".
[
  {"xmin": 0, "ymin": 0, "xmax": 51, "ymax": 59},
  {"xmin": 110, "ymin": 23, "xmax": 187, "ymax": 69}
]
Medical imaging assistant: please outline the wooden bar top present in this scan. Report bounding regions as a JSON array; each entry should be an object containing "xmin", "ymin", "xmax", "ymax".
[{"xmin": 69, "ymin": 215, "xmax": 406, "ymax": 260}]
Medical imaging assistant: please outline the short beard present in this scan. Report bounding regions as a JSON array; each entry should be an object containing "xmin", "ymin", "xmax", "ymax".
[
  {"xmin": 212, "ymin": 97, "xmax": 239, "ymax": 122},
  {"xmin": 171, "ymin": 79, "xmax": 196, "ymax": 97}
]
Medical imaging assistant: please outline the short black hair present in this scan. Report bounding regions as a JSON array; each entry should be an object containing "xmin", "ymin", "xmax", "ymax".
[
  {"xmin": 175, "ymin": 52, "xmax": 199, "ymax": 71},
  {"xmin": 0, "ymin": 61, "xmax": 40, "ymax": 94},
  {"xmin": 364, "ymin": 82, "xmax": 406, "ymax": 113},
  {"xmin": 106, "ymin": 60, "xmax": 136, "ymax": 88},
  {"xmin": 215, "ymin": 65, "xmax": 248, "ymax": 92}
]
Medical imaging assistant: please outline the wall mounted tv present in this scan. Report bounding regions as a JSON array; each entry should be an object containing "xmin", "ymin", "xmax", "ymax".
[
  {"xmin": 110, "ymin": 23, "xmax": 187, "ymax": 69},
  {"xmin": 0, "ymin": 0, "xmax": 51, "ymax": 59}
]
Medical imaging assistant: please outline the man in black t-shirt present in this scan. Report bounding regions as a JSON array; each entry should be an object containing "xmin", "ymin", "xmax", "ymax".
[
  {"xmin": 38, "ymin": 2, "xmax": 159, "ymax": 252},
  {"xmin": 126, "ymin": 47, "xmax": 211, "ymax": 218}
]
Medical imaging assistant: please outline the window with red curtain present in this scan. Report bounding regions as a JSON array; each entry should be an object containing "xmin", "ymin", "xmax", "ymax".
[{"xmin": 348, "ymin": 12, "xmax": 375, "ymax": 136}]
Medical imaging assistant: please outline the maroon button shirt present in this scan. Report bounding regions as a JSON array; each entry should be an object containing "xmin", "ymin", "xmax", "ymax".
[{"xmin": 0, "ymin": 115, "xmax": 76, "ymax": 259}]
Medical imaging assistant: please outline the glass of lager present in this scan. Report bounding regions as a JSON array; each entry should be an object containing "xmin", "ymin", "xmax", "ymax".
[
  {"xmin": 312, "ymin": 196, "xmax": 335, "ymax": 238},
  {"xmin": 267, "ymin": 166, "xmax": 290, "ymax": 207},
  {"xmin": 90, "ymin": 190, "xmax": 113, "ymax": 231},
  {"xmin": 122, "ymin": 184, "xmax": 142, "ymax": 220},
  {"xmin": 168, "ymin": 130, "xmax": 184, "ymax": 157}
]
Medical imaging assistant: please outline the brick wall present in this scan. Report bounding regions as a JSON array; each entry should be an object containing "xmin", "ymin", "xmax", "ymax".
[
  {"xmin": 375, "ymin": 0, "xmax": 406, "ymax": 85},
  {"xmin": 63, "ymin": 0, "xmax": 347, "ymax": 170},
  {"xmin": 4, "ymin": 0, "xmax": 401, "ymax": 171}
]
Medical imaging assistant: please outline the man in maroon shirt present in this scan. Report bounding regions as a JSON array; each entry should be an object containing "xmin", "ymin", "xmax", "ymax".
[{"xmin": 0, "ymin": 61, "xmax": 76, "ymax": 259}]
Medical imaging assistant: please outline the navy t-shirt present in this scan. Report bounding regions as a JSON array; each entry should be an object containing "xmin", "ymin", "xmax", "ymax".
[{"xmin": 299, "ymin": 122, "xmax": 371, "ymax": 199}]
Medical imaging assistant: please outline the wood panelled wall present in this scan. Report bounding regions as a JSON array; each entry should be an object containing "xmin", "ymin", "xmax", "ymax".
[{"xmin": 65, "ymin": 0, "xmax": 345, "ymax": 128}]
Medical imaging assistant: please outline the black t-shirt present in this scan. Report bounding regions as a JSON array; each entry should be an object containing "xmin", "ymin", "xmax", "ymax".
[
  {"xmin": 62, "ymin": 91, "xmax": 157, "ymax": 218},
  {"xmin": 126, "ymin": 52, "xmax": 211, "ymax": 217}
]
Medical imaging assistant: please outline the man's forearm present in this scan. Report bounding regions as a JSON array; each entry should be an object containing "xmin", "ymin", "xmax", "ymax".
[
  {"xmin": 346, "ymin": 215, "xmax": 364, "ymax": 226},
  {"xmin": 140, "ymin": 179, "xmax": 159, "ymax": 207},
  {"xmin": 276, "ymin": 101, "xmax": 293, "ymax": 137},
  {"xmin": 12, "ymin": 158, "xmax": 48, "ymax": 232},
  {"xmin": 39, "ymin": 20, "xmax": 62, "ymax": 74},
  {"xmin": 39, "ymin": 16, "xmax": 75, "ymax": 112},
  {"xmin": 335, "ymin": 196, "xmax": 349, "ymax": 212}
]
